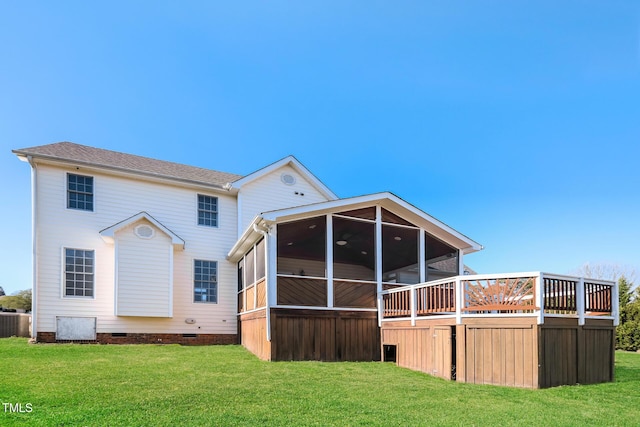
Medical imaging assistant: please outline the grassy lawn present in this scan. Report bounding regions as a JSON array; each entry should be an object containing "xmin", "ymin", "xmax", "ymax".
[{"xmin": 1, "ymin": 338, "xmax": 639, "ymax": 426}]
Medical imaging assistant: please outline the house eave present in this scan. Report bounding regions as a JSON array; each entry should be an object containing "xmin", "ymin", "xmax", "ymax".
[
  {"xmin": 227, "ymin": 192, "xmax": 483, "ymax": 262},
  {"xmin": 12, "ymin": 150, "xmax": 231, "ymax": 193},
  {"xmin": 227, "ymin": 215, "xmax": 269, "ymax": 262},
  {"xmin": 260, "ymin": 192, "xmax": 483, "ymax": 253}
]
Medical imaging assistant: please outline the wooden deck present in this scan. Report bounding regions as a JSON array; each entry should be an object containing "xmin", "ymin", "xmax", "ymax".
[
  {"xmin": 379, "ymin": 272, "xmax": 617, "ymax": 388},
  {"xmin": 238, "ymin": 271, "xmax": 617, "ymax": 387}
]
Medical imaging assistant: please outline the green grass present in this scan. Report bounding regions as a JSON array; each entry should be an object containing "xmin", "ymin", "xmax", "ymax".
[{"xmin": 0, "ymin": 338, "xmax": 639, "ymax": 426}]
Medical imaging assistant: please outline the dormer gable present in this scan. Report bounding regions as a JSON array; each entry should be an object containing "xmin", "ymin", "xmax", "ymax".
[{"xmin": 99, "ymin": 211, "xmax": 185, "ymax": 250}]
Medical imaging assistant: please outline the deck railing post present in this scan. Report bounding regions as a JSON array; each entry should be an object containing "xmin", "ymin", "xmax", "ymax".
[
  {"xmin": 377, "ymin": 293, "xmax": 383, "ymax": 327},
  {"xmin": 536, "ymin": 272, "xmax": 544, "ymax": 325},
  {"xmin": 455, "ymin": 277, "xmax": 462, "ymax": 325},
  {"xmin": 577, "ymin": 277, "xmax": 585, "ymax": 326},
  {"xmin": 612, "ymin": 279, "xmax": 620, "ymax": 326},
  {"xmin": 410, "ymin": 287, "xmax": 416, "ymax": 326}
]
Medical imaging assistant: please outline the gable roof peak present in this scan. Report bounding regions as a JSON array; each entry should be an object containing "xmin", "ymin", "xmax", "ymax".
[{"xmin": 229, "ymin": 154, "xmax": 337, "ymax": 200}]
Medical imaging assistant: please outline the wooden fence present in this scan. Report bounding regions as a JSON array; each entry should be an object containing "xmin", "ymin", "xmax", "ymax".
[{"xmin": 0, "ymin": 313, "xmax": 31, "ymax": 337}]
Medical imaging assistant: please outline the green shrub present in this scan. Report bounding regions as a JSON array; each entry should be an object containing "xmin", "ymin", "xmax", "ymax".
[
  {"xmin": 616, "ymin": 277, "xmax": 640, "ymax": 351},
  {"xmin": 617, "ymin": 320, "xmax": 640, "ymax": 351}
]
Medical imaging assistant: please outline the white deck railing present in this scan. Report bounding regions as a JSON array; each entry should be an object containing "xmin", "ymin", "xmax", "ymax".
[{"xmin": 377, "ymin": 272, "xmax": 618, "ymax": 327}]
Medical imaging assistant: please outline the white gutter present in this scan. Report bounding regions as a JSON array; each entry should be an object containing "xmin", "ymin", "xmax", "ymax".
[{"xmin": 252, "ymin": 222, "xmax": 272, "ymax": 342}]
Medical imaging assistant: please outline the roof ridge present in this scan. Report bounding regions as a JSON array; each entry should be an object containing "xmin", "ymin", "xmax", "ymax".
[{"xmin": 13, "ymin": 141, "xmax": 243, "ymax": 188}]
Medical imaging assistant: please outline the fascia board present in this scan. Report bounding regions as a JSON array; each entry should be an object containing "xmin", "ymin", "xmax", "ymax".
[{"xmin": 260, "ymin": 192, "xmax": 391, "ymax": 221}]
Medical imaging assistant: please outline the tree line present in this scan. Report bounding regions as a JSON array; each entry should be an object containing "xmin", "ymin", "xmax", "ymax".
[
  {"xmin": 574, "ymin": 263, "xmax": 639, "ymax": 352},
  {"xmin": 617, "ymin": 276, "xmax": 640, "ymax": 351},
  {"xmin": 0, "ymin": 288, "xmax": 32, "ymax": 312}
]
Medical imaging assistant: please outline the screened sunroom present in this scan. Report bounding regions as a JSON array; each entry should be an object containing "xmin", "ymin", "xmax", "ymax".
[
  {"xmin": 273, "ymin": 207, "xmax": 462, "ymax": 310},
  {"xmin": 228, "ymin": 193, "xmax": 482, "ymax": 361}
]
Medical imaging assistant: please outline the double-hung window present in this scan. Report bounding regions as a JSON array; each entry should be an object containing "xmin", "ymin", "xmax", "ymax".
[
  {"xmin": 67, "ymin": 173, "xmax": 94, "ymax": 211},
  {"xmin": 64, "ymin": 248, "xmax": 95, "ymax": 297},
  {"xmin": 194, "ymin": 260, "xmax": 217, "ymax": 303},
  {"xmin": 197, "ymin": 194, "xmax": 218, "ymax": 227}
]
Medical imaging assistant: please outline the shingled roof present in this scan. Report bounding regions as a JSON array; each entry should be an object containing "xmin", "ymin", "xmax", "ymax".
[{"xmin": 13, "ymin": 142, "xmax": 243, "ymax": 188}]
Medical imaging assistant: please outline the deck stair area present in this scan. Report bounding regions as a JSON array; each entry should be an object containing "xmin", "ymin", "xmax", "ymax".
[{"xmin": 379, "ymin": 272, "xmax": 618, "ymax": 388}]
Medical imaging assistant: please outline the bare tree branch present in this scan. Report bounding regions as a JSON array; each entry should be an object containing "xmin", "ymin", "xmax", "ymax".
[{"xmin": 571, "ymin": 262, "xmax": 637, "ymax": 285}]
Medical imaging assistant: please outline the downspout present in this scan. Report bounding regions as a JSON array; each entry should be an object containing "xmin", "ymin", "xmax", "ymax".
[
  {"xmin": 253, "ymin": 222, "xmax": 272, "ymax": 341},
  {"xmin": 27, "ymin": 156, "xmax": 38, "ymax": 341}
]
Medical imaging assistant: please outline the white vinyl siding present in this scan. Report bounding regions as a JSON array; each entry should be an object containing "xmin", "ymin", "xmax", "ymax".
[
  {"xmin": 238, "ymin": 165, "xmax": 330, "ymax": 234},
  {"xmin": 34, "ymin": 164, "xmax": 238, "ymax": 335},
  {"xmin": 115, "ymin": 220, "xmax": 172, "ymax": 317}
]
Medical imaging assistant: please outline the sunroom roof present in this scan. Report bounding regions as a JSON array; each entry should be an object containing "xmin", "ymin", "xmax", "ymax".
[{"xmin": 227, "ymin": 192, "xmax": 482, "ymax": 262}]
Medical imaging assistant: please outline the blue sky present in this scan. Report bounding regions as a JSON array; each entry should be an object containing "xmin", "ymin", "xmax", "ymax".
[{"xmin": 1, "ymin": 2, "xmax": 639, "ymax": 294}]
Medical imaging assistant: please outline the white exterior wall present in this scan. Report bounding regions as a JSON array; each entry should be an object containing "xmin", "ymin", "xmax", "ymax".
[
  {"xmin": 238, "ymin": 165, "xmax": 330, "ymax": 234},
  {"xmin": 34, "ymin": 164, "xmax": 238, "ymax": 335},
  {"xmin": 115, "ymin": 220, "xmax": 172, "ymax": 317}
]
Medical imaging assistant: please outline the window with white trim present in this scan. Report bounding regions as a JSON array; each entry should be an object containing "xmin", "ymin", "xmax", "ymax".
[
  {"xmin": 64, "ymin": 248, "xmax": 94, "ymax": 297},
  {"xmin": 197, "ymin": 194, "xmax": 218, "ymax": 227},
  {"xmin": 194, "ymin": 260, "xmax": 217, "ymax": 303},
  {"xmin": 67, "ymin": 173, "xmax": 94, "ymax": 211}
]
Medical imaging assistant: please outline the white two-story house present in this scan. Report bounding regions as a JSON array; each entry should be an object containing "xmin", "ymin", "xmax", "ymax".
[
  {"xmin": 14, "ymin": 141, "xmax": 480, "ymax": 355},
  {"xmin": 14, "ymin": 142, "xmax": 619, "ymax": 388}
]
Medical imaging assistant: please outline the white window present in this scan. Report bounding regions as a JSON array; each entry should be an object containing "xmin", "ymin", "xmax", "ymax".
[
  {"xmin": 194, "ymin": 260, "xmax": 217, "ymax": 303},
  {"xmin": 197, "ymin": 194, "xmax": 218, "ymax": 227},
  {"xmin": 64, "ymin": 248, "xmax": 94, "ymax": 297},
  {"xmin": 67, "ymin": 174, "xmax": 94, "ymax": 211}
]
